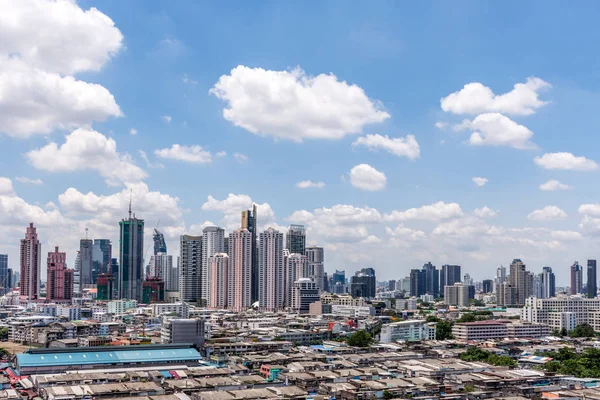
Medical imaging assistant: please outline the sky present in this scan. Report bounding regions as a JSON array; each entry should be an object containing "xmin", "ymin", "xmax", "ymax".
[{"xmin": 1, "ymin": 0, "xmax": 600, "ymax": 284}]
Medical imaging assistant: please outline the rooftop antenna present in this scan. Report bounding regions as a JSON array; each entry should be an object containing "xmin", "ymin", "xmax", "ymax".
[
  {"xmin": 85, "ymin": 227, "xmax": 88, "ymax": 240},
  {"xmin": 128, "ymin": 189, "xmax": 132, "ymax": 219}
]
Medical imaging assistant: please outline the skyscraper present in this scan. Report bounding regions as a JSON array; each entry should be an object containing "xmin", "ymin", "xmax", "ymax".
[
  {"xmin": 150, "ymin": 253, "xmax": 176, "ymax": 291},
  {"xmin": 541, "ymin": 267, "xmax": 555, "ymax": 298},
  {"xmin": 179, "ymin": 235, "xmax": 202, "ymax": 303},
  {"xmin": 20, "ymin": 223, "xmax": 41, "ymax": 300},
  {"xmin": 92, "ymin": 239, "xmax": 112, "ymax": 284},
  {"xmin": 588, "ymin": 260, "xmax": 597, "ymax": 298},
  {"xmin": 0, "ymin": 254, "xmax": 8, "ymax": 295},
  {"xmin": 509, "ymin": 259, "xmax": 531, "ymax": 305},
  {"xmin": 440, "ymin": 265, "xmax": 461, "ymax": 296},
  {"xmin": 410, "ymin": 269, "xmax": 425, "ymax": 297},
  {"xmin": 286, "ymin": 225, "xmax": 306, "ymax": 255},
  {"xmin": 47, "ymin": 246, "xmax": 74, "ymax": 301},
  {"xmin": 208, "ymin": 253, "xmax": 229, "ymax": 309},
  {"xmin": 258, "ymin": 228, "xmax": 285, "ymax": 311},
  {"xmin": 119, "ymin": 206, "xmax": 144, "ymax": 302},
  {"xmin": 284, "ymin": 252, "xmax": 310, "ymax": 307},
  {"xmin": 422, "ymin": 262, "xmax": 439, "ymax": 297},
  {"xmin": 351, "ymin": 268, "xmax": 376, "ymax": 298},
  {"xmin": 202, "ymin": 226, "xmax": 225, "ymax": 304},
  {"xmin": 153, "ymin": 228, "xmax": 167, "ymax": 255},
  {"xmin": 482, "ymin": 279, "xmax": 493, "ymax": 293},
  {"xmin": 305, "ymin": 246, "xmax": 325, "ymax": 290},
  {"xmin": 79, "ymin": 238, "xmax": 93, "ymax": 286},
  {"xmin": 228, "ymin": 228, "xmax": 253, "ymax": 311},
  {"xmin": 571, "ymin": 261, "xmax": 583, "ymax": 295},
  {"xmin": 241, "ymin": 205, "xmax": 258, "ymax": 302}
]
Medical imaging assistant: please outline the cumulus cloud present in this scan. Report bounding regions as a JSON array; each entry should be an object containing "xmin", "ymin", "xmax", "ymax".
[
  {"xmin": 434, "ymin": 122, "xmax": 448, "ymax": 129},
  {"xmin": 201, "ymin": 193, "xmax": 276, "ymax": 230},
  {"xmin": 454, "ymin": 113, "xmax": 536, "ymax": 149},
  {"xmin": 154, "ymin": 144, "xmax": 213, "ymax": 164},
  {"xmin": 233, "ymin": 153, "xmax": 249, "ymax": 163},
  {"xmin": 385, "ymin": 224, "xmax": 426, "ymax": 240},
  {"xmin": 474, "ymin": 206, "xmax": 498, "ymax": 218},
  {"xmin": 441, "ymin": 77, "xmax": 550, "ymax": 116},
  {"xmin": 385, "ymin": 201, "xmax": 464, "ymax": 222},
  {"xmin": 26, "ymin": 128, "xmax": 146, "ymax": 186},
  {"xmin": 0, "ymin": 0, "xmax": 123, "ymax": 138},
  {"xmin": 550, "ymin": 230, "xmax": 582, "ymax": 241},
  {"xmin": 580, "ymin": 215, "xmax": 600, "ymax": 236},
  {"xmin": 472, "ymin": 177, "xmax": 488, "ymax": 187},
  {"xmin": 540, "ymin": 179, "xmax": 571, "ymax": 191},
  {"xmin": 579, "ymin": 204, "xmax": 600, "ymax": 217},
  {"xmin": 534, "ymin": 152, "xmax": 598, "ymax": 171},
  {"xmin": 215, "ymin": 151, "xmax": 227, "ymax": 158},
  {"xmin": 352, "ymin": 134, "xmax": 420, "ymax": 160},
  {"xmin": 432, "ymin": 216, "xmax": 502, "ymax": 238},
  {"xmin": 527, "ymin": 205, "xmax": 567, "ymax": 221},
  {"xmin": 182, "ymin": 74, "xmax": 198, "ymax": 85},
  {"xmin": 0, "ymin": 178, "xmax": 14, "ymax": 196},
  {"xmin": 296, "ymin": 181, "xmax": 326, "ymax": 189},
  {"xmin": 210, "ymin": 65, "xmax": 389, "ymax": 141},
  {"xmin": 161, "ymin": 115, "xmax": 172, "ymax": 123},
  {"xmin": 349, "ymin": 164, "xmax": 386, "ymax": 191},
  {"xmin": 15, "ymin": 177, "xmax": 43, "ymax": 185}
]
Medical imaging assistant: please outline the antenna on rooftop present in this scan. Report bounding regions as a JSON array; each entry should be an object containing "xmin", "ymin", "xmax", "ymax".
[
  {"xmin": 85, "ymin": 227, "xmax": 88, "ymax": 240},
  {"xmin": 128, "ymin": 189, "xmax": 132, "ymax": 219}
]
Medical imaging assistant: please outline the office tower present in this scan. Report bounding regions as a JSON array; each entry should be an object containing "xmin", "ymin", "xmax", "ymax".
[
  {"xmin": 533, "ymin": 273, "xmax": 543, "ymax": 298},
  {"xmin": 92, "ymin": 239, "xmax": 112, "ymax": 284},
  {"xmin": 331, "ymin": 270, "xmax": 346, "ymax": 294},
  {"xmin": 388, "ymin": 279, "xmax": 397, "ymax": 291},
  {"xmin": 497, "ymin": 281, "xmax": 517, "ymax": 306},
  {"xmin": 286, "ymin": 225, "xmax": 306, "ymax": 255},
  {"xmin": 119, "ymin": 205, "xmax": 144, "ymax": 302},
  {"xmin": 20, "ymin": 223, "xmax": 41, "ymax": 300},
  {"xmin": 494, "ymin": 265, "xmax": 506, "ymax": 292},
  {"xmin": 0, "ymin": 254, "xmax": 7, "ymax": 295},
  {"xmin": 241, "ymin": 205, "xmax": 258, "ymax": 302},
  {"xmin": 305, "ymin": 246, "xmax": 325, "ymax": 290},
  {"xmin": 110, "ymin": 258, "xmax": 119, "ymax": 293},
  {"xmin": 541, "ymin": 267, "xmax": 555, "ymax": 298},
  {"xmin": 420, "ymin": 262, "xmax": 439, "ymax": 297},
  {"xmin": 228, "ymin": 229, "xmax": 252, "ymax": 311},
  {"xmin": 223, "ymin": 236, "xmax": 229, "ymax": 255},
  {"xmin": 482, "ymin": 279, "xmax": 493, "ymax": 293},
  {"xmin": 350, "ymin": 268, "xmax": 376, "ymax": 298},
  {"xmin": 180, "ymin": 235, "xmax": 202, "ymax": 303},
  {"xmin": 440, "ymin": 265, "xmax": 461, "ymax": 296},
  {"xmin": 444, "ymin": 283, "xmax": 469, "ymax": 307},
  {"xmin": 508, "ymin": 259, "xmax": 531, "ymax": 305},
  {"xmin": 284, "ymin": 252, "xmax": 310, "ymax": 307},
  {"xmin": 410, "ymin": 269, "xmax": 425, "ymax": 297},
  {"xmin": 6, "ymin": 267, "xmax": 12, "ymax": 291},
  {"xmin": 292, "ymin": 278, "xmax": 320, "ymax": 314},
  {"xmin": 153, "ymin": 228, "xmax": 167, "ymax": 255},
  {"xmin": 150, "ymin": 253, "xmax": 176, "ymax": 291},
  {"xmin": 202, "ymin": 226, "xmax": 225, "ymax": 304},
  {"xmin": 571, "ymin": 262, "xmax": 583, "ymax": 295},
  {"xmin": 208, "ymin": 253, "xmax": 229, "ymax": 309},
  {"xmin": 258, "ymin": 228, "xmax": 285, "ymax": 311},
  {"xmin": 332, "ymin": 270, "xmax": 345, "ymax": 285},
  {"xmin": 79, "ymin": 238, "xmax": 93, "ymax": 286},
  {"xmin": 463, "ymin": 273, "xmax": 473, "ymax": 287},
  {"xmin": 74, "ymin": 251, "xmax": 81, "ymax": 294},
  {"xmin": 588, "ymin": 260, "xmax": 598, "ymax": 298}
]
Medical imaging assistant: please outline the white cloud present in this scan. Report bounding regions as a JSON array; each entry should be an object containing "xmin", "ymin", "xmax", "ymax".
[
  {"xmin": 432, "ymin": 216, "xmax": 501, "ymax": 238},
  {"xmin": 385, "ymin": 224, "xmax": 426, "ymax": 240},
  {"xmin": 215, "ymin": 151, "xmax": 227, "ymax": 158},
  {"xmin": 138, "ymin": 150, "xmax": 164, "ymax": 169},
  {"xmin": 349, "ymin": 164, "xmax": 386, "ymax": 191},
  {"xmin": 385, "ymin": 201, "xmax": 464, "ymax": 221},
  {"xmin": 534, "ymin": 152, "xmax": 598, "ymax": 171},
  {"xmin": 161, "ymin": 115, "xmax": 172, "ymax": 123},
  {"xmin": 210, "ymin": 65, "xmax": 389, "ymax": 141},
  {"xmin": 441, "ymin": 77, "xmax": 550, "ymax": 116},
  {"xmin": 455, "ymin": 113, "xmax": 536, "ymax": 149},
  {"xmin": 182, "ymin": 74, "xmax": 198, "ymax": 85},
  {"xmin": 0, "ymin": 0, "xmax": 123, "ymax": 138},
  {"xmin": 154, "ymin": 144, "xmax": 213, "ymax": 164},
  {"xmin": 26, "ymin": 128, "xmax": 147, "ymax": 186},
  {"xmin": 580, "ymin": 215, "xmax": 600, "ymax": 236},
  {"xmin": 129, "ymin": 128, "xmax": 138, "ymax": 135},
  {"xmin": 527, "ymin": 205, "xmax": 567, "ymax": 221},
  {"xmin": 472, "ymin": 177, "xmax": 488, "ymax": 187},
  {"xmin": 550, "ymin": 230, "xmax": 582, "ymax": 241},
  {"xmin": 434, "ymin": 122, "xmax": 448, "ymax": 129},
  {"xmin": 539, "ymin": 179, "xmax": 571, "ymax": 191},
  {"xmin": 201, "ymin": 193, "xmax": 276, "ymax": 230},
  {"xmin": 15, "ymin": 177, "xmax": 43, "ymax": 185},
  {"xmin": 579, "ymin": 204, "xmax": 600, "ymax": 217},
  {"xmin": 0, "ymin": 177, "xmax": 14, "ymax": 196},
  {"xmin": 233, "ymin": 153, "xmax": 249, "ymax": 163},
  {"xmin": 352, "ymin": 134, "xmax": 420, "ymax": 160},
  {"xmin": 474, "ymin": 206, "xmax": 497, "ymax": 218},
  {"xmin": 296, "ymin": 180, "xmax": 326, "ymax": 189}
]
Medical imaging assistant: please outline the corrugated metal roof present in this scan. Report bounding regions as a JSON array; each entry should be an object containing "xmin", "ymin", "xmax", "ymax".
[{"xmin": 17, "ymin": 348, "xmax": 201, "ymax": 367}]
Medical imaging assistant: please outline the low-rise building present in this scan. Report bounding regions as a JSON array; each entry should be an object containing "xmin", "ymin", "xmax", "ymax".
[
  {"xmin": 380, "ymin": 320, "xmax": 436, "ymax": 343},
  {"xmin": 452, "ymin": 320, "xmax": 551, "ymax": 340}
]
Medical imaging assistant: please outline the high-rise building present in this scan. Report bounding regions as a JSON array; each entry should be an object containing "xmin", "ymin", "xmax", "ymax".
[
  {"xmin": 79, "ymin": 238, "xmax": 93, "ymax": 286},
  {"xmin": 180, "ymin": 235, "xmax": 202, "ymax": 303},
  {"xmin": 92, "ymin": 239, "xmax": 111, "ymax": 284},
  {"xmin": 496, "ymin": 281, "xmax": 517, "ymax": 306},
  {"xmin": 284, "ymin": 252, "xmax": 310, "ymax": 307},
  {"xmin": 388, "ymin": 279, "xmax": 397, "ymax": 291},
  {"xmin": 20, "ymin": 223, "xmax": 41, "ymax": 300},
  {"xmin": 541, "ymin": 267, "xmax": 555, "ymax": 298},
  {"xmin": 110, "ymin": 258, "xmax": 119, "ymax": 294},
  {"xmin": 118, "ymin": 206, "xmax": 144, "ymax": 302},
  {"xmin": 533, "ymin": 273, "xmax": 543, "ymax": 298},
  {"xmin": 228, "ymin": 228, "xmax": 253, "ymax": 311},
  {"xmin": 142, "ymin": 277, "xmax": 164, "ymax": 304},
  {"xmin": 422, "ymin": 262, "xmax": 439, "ymax": 298},
  {"xmin": 351, "ymin": 268, "xmax": 376, "ymax": 298},
  {"xmin": 47, "ymin": 246, "xmax": 74, "ymax": 301},
  {"xmin": 286, "ymin": 225, "xmax": 306, "ymax": 255},
  {"xmin": 588, "ymin": 260, "xmax": 597, "ymax": 298},
  {"xmin": 410, "ymin": 269, "xmax": 425, "ymax": 297},
  {"xmin": 292, "ymin": 278, "xmax": 320, "ymax": 314},
  {"xmin": 508, "ymin": 259, "xmax": 531, "ymax": 306},
  {"xmin": 305, "ymin": 246, "xmax": 325, "ymax": 290},
  {"xmin": 150, "ymin": 253, "xmax": 177, "ymax": 291},
  {"xmin": 440, "ymin": 265, "xmax": 461, "ymax": 296},
  {"xmin": 482, "ymin": 279, "xmax": 493, "ymax": 293},
  {"xmin": 463, "ymin": 273, "xmax": 473, "ymax": 287},
  {"xmin": 571, "ymin": 261, "xmax": 583, "ymax": 295},
  {"xmin": 494, "ymin": 265, "xmax": 506, "ymax": 292},
  {"xmin": 6, "ymin": 267, "xmax": 12, "ymax": 291},
  {"xmin": 332, "ymin": 270, "xmax": 345, "ymax": 285},
  {"xmin": 153, "ymin": 228, "xmax": 167, "ymax": 255},
  {"xmin": 444, "ymin": 283, "xmax": 469, "ymax": 307},
  {"xmin": 97, "ymin": 274, "xmax": 115, "ymax": 301},
  {"xmin": 208, "ymin": 253, "xmax": 229, "ymax": 309},
  {"xmin": 258, "ymin": 228, "xmax": 285, "ymax": 311},
  {"xmin": 202, "ymin": 226, "xmax": 225, "ymax": 304},
  {"xmin": 241, "ymin": 205, "xmax": 258, "ymax": 302},
  {"xmin": 0, "ymin": 254, "xmax": 8, "ymax": 295}
]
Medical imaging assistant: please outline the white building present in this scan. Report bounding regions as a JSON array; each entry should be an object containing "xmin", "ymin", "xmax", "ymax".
[
  {"xmin": 202, "ymin": 226, "xmax": 225, "ymax": 304},
  {"xmin": 330, "ymin": 304, "xmax": 374, "ymax": 318},
  {"xmin": 444, "ymin": 283, "xmax": 470, "ymax": 307},
  {"xmin": 258, "ymin": 228, "xmax": 285, "ymax": 311},
  {"xmin": 150, "ymin": 253, "xmax": 177, "ymax": 291},
  {"xmin": 285, "ymin": 252, "xmax": 310, "ymax": 308},
  {"xmin": 396, "ymin": 298, "xmax": 418, "ymax": 311},
  {"xmin": 380, "ymin": 320, "xmax": 437, "ymax": 343},
  {"xmin": 228, "ymin": 228, "xmax": 253, "ymax": 311},
  {"xmin": 107, "ymin": 299, "xmax": 137, "ymax": 315},
  {"xmin": 453, "ymin": 320, "xmax": 551, "ymax": 341},
  {"xmin": 152, "ymin": 302, "xmax": 189, "ymax": 318},
  {"xmin": 291, "ymin": 278, "xmax": 320, "ymax": 314},
  {"xmin": 522, "ymin": 295, "xmax": 600, "ymax": 331},
  {"xmin": 161, "ymin": 317, "xmax": 205, "ymax": 347},
  {"xmin": 305, "ymin": 246, "xmax": 325, "ymax": 290},
  {"xmin": 321, "ymin": 293, "xmax": 366, "ymax": 307}
]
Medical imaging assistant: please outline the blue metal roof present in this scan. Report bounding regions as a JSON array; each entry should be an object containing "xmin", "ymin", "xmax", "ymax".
[{"xmin": 17, "ymin": 347, "xmax": 201, "ymax": 367}]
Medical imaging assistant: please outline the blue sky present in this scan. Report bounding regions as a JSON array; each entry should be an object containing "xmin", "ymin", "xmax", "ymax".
[{"xmin": 2, "ymin": 0, "xmax": 600, "ymax": 284}]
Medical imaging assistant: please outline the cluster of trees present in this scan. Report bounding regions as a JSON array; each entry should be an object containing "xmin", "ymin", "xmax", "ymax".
[
  {"xmin": 542, "ymin": 348, "xmax": 600, "ymax": 378},
  {"xmin": 425, "ymin": 316, "xmax": 454, "ymax": 340},
  {"xmin": 346, "ymin": 330, "xmax": 373, "ymax": 347},
  {"xmin": 459, "ymin": 346, "xmax": 517, "ymax": 368},
  {"xmin": 551, "ymin": 323, "xmax": 596, "ymax": 338}
]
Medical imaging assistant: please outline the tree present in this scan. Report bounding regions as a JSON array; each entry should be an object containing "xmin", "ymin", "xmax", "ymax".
[
  {"xmin": 426, "ymin": 315, "xmax": 440, "ymax": 323},
  {"xmin": 0, "ymin": 327, "xmax": 7, "ymax": 341},
  {"xmin": 457, "ymin": 313, "xmax": 476, "ymax": 323},
  {"xmin": 347, "ymin": 330, "xmax": 373, "ymax": 347},
  {"xmin": 560, "ymin": 327, "xmax": 568, "ymax": 337},
  {"xmin": 569, "ymin": 323, "xmax": 596, "ymax": 338},
  {"xmin": 470, "ymin": 299, "xmax": 485, "ymax": 307},
  {"xmin": 383, "ymin": 390, "xmax": 395, "ymax": 399},
  {"xmin": 436, "ymin": 320, "xmax": 454, "ymax": 340}
]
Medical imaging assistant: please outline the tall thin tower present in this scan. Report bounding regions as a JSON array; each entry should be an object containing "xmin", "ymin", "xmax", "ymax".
[
  {"xmin": 20, "ymin": 223, "xmax": 41, "ymax": 300},
  {"xmin": 241, "ymin": 204, "xmax": 258, "ymax": 302},
  {"xmin": 119, "ymin": 197, "xmax": 144, "ymax": 301}
]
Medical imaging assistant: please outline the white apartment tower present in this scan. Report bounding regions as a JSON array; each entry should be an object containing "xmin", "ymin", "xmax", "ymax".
[
  {"xmin": 285, "ymin": 252, "xmax": 310, "ymax": 308},
  {"xmin": 305, "ymin": 246, "xmax": 325, "ymax": 290},
  {"xmin": 201, "ymin": 226, "xmax": 225, "ymax": 304},
  {"xmin": 259, "ymin": 228, "xmax": 285, "ymax": 311},
  {"xmin": 228, "ymin": 228, "xmax": 253, "ymax": 311}
]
